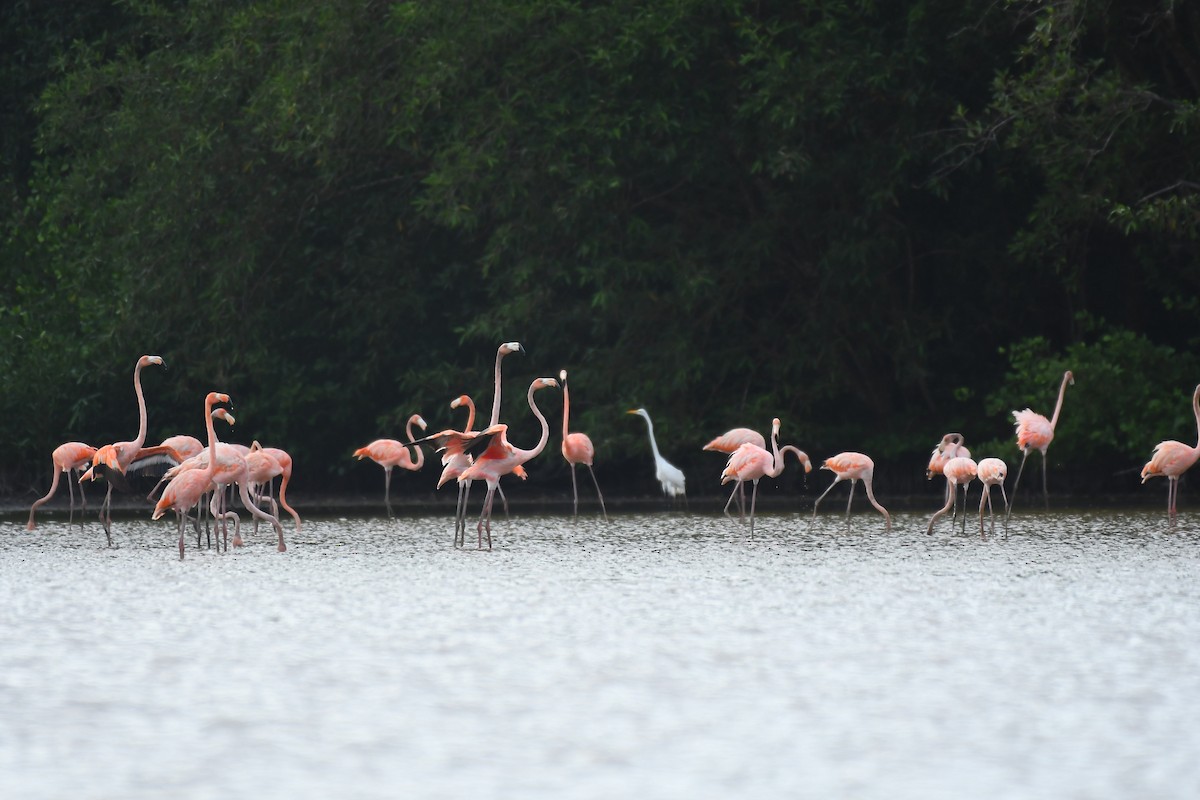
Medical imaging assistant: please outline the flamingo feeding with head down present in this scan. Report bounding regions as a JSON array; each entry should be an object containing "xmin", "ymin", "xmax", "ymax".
[
  {"xmin": 812, "ymin": 452, "xmax": 891, "ymax": 531},
  {"xmin": 559, "ymin": 370, "xmax": 608, "ymax": 522},
  {"xmin": 627, "ymin": 408, "xmax": 686, "ymax": 501},
  {"xmin": 719, "ymin": 418, "xmax": 812, "ymax": 535},
  {"xmin": 153, "ymin": 392, "xmax": 231, "ymax": 559},
  {"xmin": 353, "ymin": 413, "xmax": 428, "ymax": 517},
  {"xmin": 27, "ymin": 442, "xmax": 97, "ymax": 530},
  {"xmin": 976, "ymin": 457, "xmax": 1008, "ymax": 538},
  {"xmin": 1140, "ymin": 383, "xmax": 1200, "ymax": 523},
  {"xmin": 1009, "ymin": 370, "xmax": 1074, "ymax": 518},
  {"xmin": 926, "ymin": 455, "xmax": 978, "ymax": 535}
]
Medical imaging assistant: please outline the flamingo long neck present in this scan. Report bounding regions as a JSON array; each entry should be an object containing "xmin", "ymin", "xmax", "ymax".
[
  {"xmin": 562, "ymin": 382, "xmax": 571, "ymax": 440},
  {"xmin": 770, "ymin": 446, "xmax": 806, "ymax": 479},
  {"xmin": 202, "ymin": 401, "xmax": 220, "ymax": 484},
  {"xmin": 132, "ymin": 360, "xmax": 149, "ymax": 450},
  {"xmin": 766, "ymin": 422, "xmax": 783, "ymax": 477},
  {"xmin": 517, "ymin": 384, "xmax": 552, "ymax": 462},
  {"xmin": 462, "ymin": 397, "xmax": 476, "ymax": 433},
  {"xmin": 490, "ymin": 349, "xmax": 507, "ymax": 427},
  {"xmin": 1049, "ymin": 372, "xmax": 1070, "ymax": 430},
  {"xmin": 404, "ymin": 417, "xmax": 425, "ymax": 470},
  {"xmin": 1192, "ymin": 386, "xmax": 1200, "ymax": 449}
]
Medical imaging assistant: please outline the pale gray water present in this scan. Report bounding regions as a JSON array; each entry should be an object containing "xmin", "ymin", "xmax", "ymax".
[{"xmin": 2, "ymin": 508, "xmax": 1199, "ymax": 799}]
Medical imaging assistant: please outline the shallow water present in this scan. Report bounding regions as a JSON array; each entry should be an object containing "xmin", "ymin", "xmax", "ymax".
[{"xmin": 2, "ymin": 507, "xmax": 1199, "ymax": 799}]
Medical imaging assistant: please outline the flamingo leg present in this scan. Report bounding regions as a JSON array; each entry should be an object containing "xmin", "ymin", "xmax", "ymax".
[
  {"xmin": 384, "ymin": 466, "xmax": 394, "ymax": 519},
  {"xmin": 498, "ymin": 485, "xmax": 510, "ymax": 521},
  {"xmin": 748, "ymin": 480, "xmax": 759, "ymax": 536},
  {"xmin": 1041, "ymin": 450, "xmax": 1050, "ymax": 510},
  {"xmin": 1006, "ymin": 449, "xmax": 1031, "ymax": 524},
  {"xmin": 999, "ymin": 485, "xmax": 1010, "ymax": 537},
  {"xmin": 178, "ymin": 511, "xmax": 187, "ymax": 560},
  {"xmin": 101, "ymin": 484, "xmax": 114, "ymax": 547},
  {"xmin": 570, "ymin": 464, "xmax": 580, "ymax": 521},
  {"xmin": 723, "ymin": 481, "xmax": 741, "ymax": 519},
  {"xmin": 960, "ymin": 484, "xmax": 970, "ymax": 534},
  {"xmin": 587, "ymin": 465, "xmax": 608, "ymax": 523},
  {"xmin": 845, "ymin": 479, "xmax": 858, "ymax": 526},
  {"xmin": 811, "ymin": 477, "xmax": 844, "ymax": 521},
  {"xmin": 66, "ymin": 469, "xmax": 77, "ymax": 527}
]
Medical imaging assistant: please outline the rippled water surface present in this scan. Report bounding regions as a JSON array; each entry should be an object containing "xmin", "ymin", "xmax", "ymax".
[{"xmin": 3, "ymin": 507, "xmax": 1200, "ymax": 799}]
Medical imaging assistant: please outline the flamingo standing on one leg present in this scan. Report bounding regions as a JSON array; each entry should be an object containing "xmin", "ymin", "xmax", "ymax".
[
  {"xmin": 626, "ymin": 408, "xmax": 687, "ymax": 502},
  {"xmin": 976, "ymin": 457, "xmax": 1008, "ymax": 538},
  {"xmin": 353, "ymin": 414, "xmax": 428, "ymax": 517},
  {"xmin": 27, "ymin": 442, "xmax": 97, "ymax": 530},
  {"xmin": 704, "ymin": 426, "xmax": 766, "ymax": 520},
  {"xmin": 559, "ymin": 370, "xmax": 608, "ymax": 522},
  {"xmin": 153, "ymin": 392, "xmax": 232, "ymax": 560},
  {"xmin": 1009, "ymin": 370, "xmax": 1074, "ymax": 519},
  {"xmin": 719, "ymin": 418, "xmax": 811, "ymax": 535},
  {"xmin": 812, "ymin": 452, "xmax": 891, "ymax": 531},
  {"xmin": 926, "ymin": 456, "xmax": 978, "ymax": 535},
  {"xmin": 80, "ymin": 355, "xmax": 175, "ymax": 546},
  {"xmin": 425, "ymin": 377, "xmax": 558, "ymax": 550},
  {"xmin": 1140, "ymin": 383, "xmax": 1200, "ymax": 524}
]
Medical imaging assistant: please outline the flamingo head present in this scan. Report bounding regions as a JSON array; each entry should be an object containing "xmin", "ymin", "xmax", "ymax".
[
  {"xmin": 559, "ymin": 369, "xmax": 568, "ymax": 383},
  {"xmin": 214, "ymin": 409, "xmax": 235, "ymax": 426},
  {"xmin": 450, "ymin": 395, "xmax": 471, "ymax": 409},
  {"xmin": 1065, "ymin": 370, "xmax": 1075, "ymax": 385},
  {"xmin": 410, "ymin": 414, "xmax": 428, "ymax": 431},
  {"xmin": 533, "ymin": 377, "xmax": 558, "ymax": 391},
  {"xmin": 139, "ymin": 355, "xmax": 165, "ymax": 368},
  {"xmin": 499, "ymin": 341, "xmax": 523, "ymax": 356}
]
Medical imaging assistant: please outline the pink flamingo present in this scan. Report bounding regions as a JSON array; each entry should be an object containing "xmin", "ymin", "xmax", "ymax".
[
  {"xmin": 926, "ymin": 456, "xmax": 978, "ymax": 535},
  {"xmin": 1140, "ymin": 383, "xmax": 1200, "ymax": 522},
  {"xmin": 812, "ymin": 452, "xmax": 891, "ymax": 531},
  {"xmin": 559, "ymin": 369, "xmax": 608, "ymax": 522},
  {"xmin": 448, "ymin": 376, "xmax": 558, "ymax": 549},
  {"xmin": 1009, "ymin": 370, "xmax": 1074, "ymax": 517},
  {"xmin": 719, "ymin": 418, "xmax": 812, "ymax": 535},
  {"xmin": 27, "ymin": 442, "xmax": 97, "ymax": 530},
  {"xmin": 153, "ymin": 392, "xmax": 231, "ymax": 559},
  {"xmin": 926, "ymin": 433, "xmax": 970, "ymax": 508},
  {"xmin": 976, "ymin": 457, "xmax": 1008, "ymax": 538},
  {"xmin": 435, "ymin": 394, "xmax": 480, "ymax": 546},
  {"xmin": 353, "ymin": 414, "xmax": 428, "ymax": 517},
  {"xmin": 80, "ymin": 355, "xmax": 177, "ymax": 545},
  {"xmin": 244, "ymin": 442, "xmax": 299, "ymax": 536},
  {"xmin": 704, "ymin": 425, "xmax": 766, "ymax": 518},
  {"xmin": 205, "ymin": 435, "xmax": 287, "ymax": 553}
]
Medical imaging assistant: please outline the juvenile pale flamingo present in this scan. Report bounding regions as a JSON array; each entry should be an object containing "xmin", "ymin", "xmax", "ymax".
[
  {"xmin": 705, "ymin": 425, "xmax": 766, "ymax": 518},
  {"xmin": 1140, "ymin": 383, "xmax": 1200, "ymax": 523},
  {"xmin": 353, "ymin": 414, "xmax": 428, "ymax": 517},
  {"xmin": 719, "ymin": 418, "xmax": 812, "ymax": 535},
  {"xmin": 1009, "ymin": 370, "xmax": 1074, "ymax": 517},
  {"xmin": 559, "ymin": 370, "xmax": 608, "ymax": 522},
  {"xmin": 427, "ymin": 377, "xmax": 558, "ymax": 550},
  {"xmin": 153, "ymin": 392, "xmax": 231, "ymax": 559},
  {"xmin": 27, "ymin": 442, "xmax": 97, "ymax": 530},
  {"xmin": 80, "ymin": 354, "xmax": 176, "ymax": 545},
  {"xmin": 926, "ymin": 456, "xmax": 978, "ymax": 535},
  {"xmin": 627, "ymin": 408, "xmax": 686, "ymax": 501},
  {"xmin": 812, "ymin": 452, "xmax": 891, "ymax": 531},
  {"xmin": 976, "ymin": 457, "xmax": 1008, "ymax": 538}
]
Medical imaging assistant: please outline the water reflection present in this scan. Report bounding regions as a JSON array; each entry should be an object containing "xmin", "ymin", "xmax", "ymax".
[{"xmin": 1, "ymin": 509, "xmax": 1199, "ymax": 799}]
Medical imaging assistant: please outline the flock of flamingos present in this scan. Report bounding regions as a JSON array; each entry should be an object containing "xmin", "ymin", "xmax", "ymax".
[{"xmin": 20, "ymin": 342, "xmax": 1200, "ymax": 556}]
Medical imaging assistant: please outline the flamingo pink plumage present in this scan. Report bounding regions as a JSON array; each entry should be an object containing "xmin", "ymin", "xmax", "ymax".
[
  {"xmin": 153, "ymin": 392, "xmax": 231, "ymax": 559},
  {"xmin": 812, "ymin": 452, "xmax": 891, "ymax": 531},
  {"xmin": 705, "ymin": 425, "xmax": 767, "ymax": 518},
  {"xmin": 926, "ymin": 456, "xmax": 978, "ymax": 535},
  {"xmin": 719, "ymin": 418, "xmax": 811, "ymax": 535},
  {"xmin": 1010, "ymin": 370, "xmax": 1074, "ymax": 516},
  {"xmin": 353, "ymin": 414, "xmax": 428, "ymax": 517},
  {"xmin": 976, "ymin": 457, "xmax": 1008, "ymax": 537},
  {"xmin": 27, "ymin": 441, "xmax": 97, "ymax": 530},
  {"xmin": 430, "ymin": 376, "xmax": 558, "ymax": 550},
  {"xmin": 1140, "ymin": 383, "xmax": 1200, "ymax": 522},
  {"xmin": 559, "ymin": 369, "xmax": 608, "ymax": 522}
]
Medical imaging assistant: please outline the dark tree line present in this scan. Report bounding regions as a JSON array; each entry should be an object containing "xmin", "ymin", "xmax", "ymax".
[{"xmin": 2, "ymin": 0, "xmax": 1199, "ymax": 503}]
